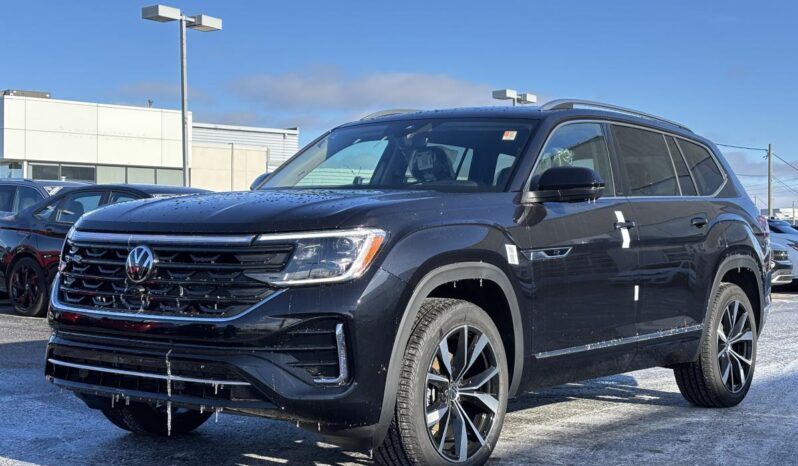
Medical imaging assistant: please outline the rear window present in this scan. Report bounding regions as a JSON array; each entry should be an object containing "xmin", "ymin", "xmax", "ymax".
[
  {"xmin": 0, "ymin": 186, "xmax": 15, "ymax": 212},
  {"xmin": 613, "ymin": 125, "xmax": 679, "ymax": 196},
  {"xmin": 677, "ymin": 139, "xmax": 725, "ymax": 195}
]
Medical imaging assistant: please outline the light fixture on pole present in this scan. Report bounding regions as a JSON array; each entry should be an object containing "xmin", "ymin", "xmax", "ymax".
[
  {"xmin": 141, "ymin": 4, "xmax": 222, "ymax": 187},
  {"xmin": 492, "ymin": 89, "xmax": 537, "ymax": 106}
]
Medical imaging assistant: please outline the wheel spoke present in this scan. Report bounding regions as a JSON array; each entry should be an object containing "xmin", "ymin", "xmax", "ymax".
[
  {"xmin": 730, "ymin": 330, "xmax": 753, "ymax": 345},
  {"xmin": 438, "ymin": 338, "xmax": 454, "ymax": 379},
  {"xmin": 460, "ymin": 391, "xmax": 500, "ymax": 414},
  {"xmin": 451, "ymin": 326, "xmax": 469, "ymax": 382},
  {"xmin": 460, "ymin": 366, "xmax": 498, "ymax": 392},
  {"xmin": 729, "ymin": 349, "xmax": 752, "ymax": 367},
  {"xmin": 452, "ymin": 405, "xmax": 468, "ymax": 462},
  {"xmin": 730, "ymin": 301, "xmax": 740, "ymax": 329},
  {"xmin": 730, "ymin": 312, "xmax": 749, "ymax": 341},
  {"xmin": 437, "ymin": 410, "xmax": 450, "ymax": 453},
  {"xmin": 717, "ymin": 326, "xmax": 728, "ymax": 343},
  {"xmin": 427, "ymin": 372, "xmax": 449, "ymax": 386},
  {"xmin": 426, "ymin": 402, "xmax": 448, "ymax": 428},
  {"xmin": 455, "ymin": 401, "xmax": 486, "ymax": 446},
  {"xmin": 464, "ymin": 333, "xmax": 489, "ymax": 376},
  {"xmin": 720, "ymin": 353, "xmax": 731, "ymax": 385}
]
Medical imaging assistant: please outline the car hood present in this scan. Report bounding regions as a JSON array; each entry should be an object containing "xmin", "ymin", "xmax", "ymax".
[{"xmin": 75, "ymin": 189, "xmax": 449, "ymax": 234}]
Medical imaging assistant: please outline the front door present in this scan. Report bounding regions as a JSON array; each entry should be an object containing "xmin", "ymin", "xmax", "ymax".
[{"xmin": 512, "ymin": 121, "xmax": 640, "ymax": 385}]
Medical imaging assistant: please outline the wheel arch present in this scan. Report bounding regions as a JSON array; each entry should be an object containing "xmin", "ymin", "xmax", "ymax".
[
  {"xmin": 708, "ymin": 251, "xmax": 765, "ymax": 337},
  {"xmin": 372, "ymin": 261, "xmax": 524, "ymax": 448}
]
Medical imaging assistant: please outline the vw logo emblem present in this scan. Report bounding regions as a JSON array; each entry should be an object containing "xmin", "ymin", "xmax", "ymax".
[{"xmin": 126, "ymin": 245, "xmax": 156, "ymax": 283}]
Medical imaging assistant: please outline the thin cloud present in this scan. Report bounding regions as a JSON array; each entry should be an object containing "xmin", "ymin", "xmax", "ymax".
[{"xmin": 227, "ymin": 67, "xmax": 497, "ymax": 112}]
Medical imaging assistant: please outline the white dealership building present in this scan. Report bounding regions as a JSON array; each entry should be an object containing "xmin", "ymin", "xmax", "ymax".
[{"xmin": 0, "ymin": 90, "xmax": 299, "ymax": 191}]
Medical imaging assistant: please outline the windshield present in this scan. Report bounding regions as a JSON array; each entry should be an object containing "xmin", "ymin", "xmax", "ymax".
[
  {"xmin": 770, "ymin": 220, "xmax": 798, "ymax": 235},
  {"xmin": 263, "ymin": 118, "xmax": 536, "ymax": 191}
]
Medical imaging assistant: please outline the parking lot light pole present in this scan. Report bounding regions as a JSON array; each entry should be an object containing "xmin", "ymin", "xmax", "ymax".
[{"xmin": 141, "ymin": 5, "xmax": 222, "ymax": 187}]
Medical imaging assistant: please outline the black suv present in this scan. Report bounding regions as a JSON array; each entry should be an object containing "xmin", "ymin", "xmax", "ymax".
[{"xmin": 45, "ymin": 100, "xmax": 769, "ymax": 465}]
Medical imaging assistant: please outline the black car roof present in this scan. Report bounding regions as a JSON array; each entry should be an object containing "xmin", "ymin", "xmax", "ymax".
[{"xmin": 339, "ymin": 105, "xmax": 713, "ymax": 149}]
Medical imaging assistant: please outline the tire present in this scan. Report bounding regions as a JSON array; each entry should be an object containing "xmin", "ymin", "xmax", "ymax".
[
  {"xmin": 673, "ymin": 283, "xmax": 757, "ymax": 407},
  {"xmin": 375, "ymin": 298, "xmax": 509, "ymax": 466},
  {"xmin": 8, "ymin": 257, "xmax": 48, "ymax": 317},
  {"xmin": 102, "ymin": 401, "xmax": 212, "ymax": 436}
]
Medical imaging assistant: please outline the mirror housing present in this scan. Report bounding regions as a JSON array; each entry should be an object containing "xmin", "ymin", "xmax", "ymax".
[
  {"xmin": 250, "ymin": 172, "xmax": 272, "ymax": 190},
  {"xmin": 523, "ymin": 166, "xmax": 605, "ymax": 203}
]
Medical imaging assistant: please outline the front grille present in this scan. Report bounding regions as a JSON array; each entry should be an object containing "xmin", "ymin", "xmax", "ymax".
[
  {"xmin": 264, "ymin": 318, "xmax": 348, "ymax": 384},
  {"xmin": 47, "ymin": 346, "xmax": 263, "ymax": 403},
  {"xmin": 58, "ymin": 235, "xmax": 293, "ymax": 319},
  {"xmin": 773, "ymin": 249, "xmax": 789, "ymax": 261}
]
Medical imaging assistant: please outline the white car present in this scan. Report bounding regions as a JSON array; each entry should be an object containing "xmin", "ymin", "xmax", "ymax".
[{"xmin": 769, "ymin": 219, "xmax": 798, "ymax": 283}]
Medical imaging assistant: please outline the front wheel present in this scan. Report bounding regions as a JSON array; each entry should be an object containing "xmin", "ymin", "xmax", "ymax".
[
  {"xmin": 673, "ymin": 283, "xmax": 757, "ymax": 407},
  {"xmin": 376, "ymin": 298, "xmax": 508, "ymax": 466},
  {"xmin": 9, "ymin": 257, "xmax": 48, "ymax": 317}
]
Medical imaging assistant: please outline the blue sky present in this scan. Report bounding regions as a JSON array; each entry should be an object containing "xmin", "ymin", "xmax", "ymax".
[{"xmin": 3, "ymin": 0, "xmax": 797, "ymax": 207}]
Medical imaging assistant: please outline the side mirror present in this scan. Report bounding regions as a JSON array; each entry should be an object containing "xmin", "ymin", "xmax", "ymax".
[
  {"xmin": 523, "ymin": 166, "xmax": 605, "ymax": 203},
  {"xmin": 250, "ymin": 172, "xmax": 272, "ymax": 190}
]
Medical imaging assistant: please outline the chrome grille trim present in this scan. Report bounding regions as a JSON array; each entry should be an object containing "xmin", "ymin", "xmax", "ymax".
[
  {"xmin": 47, "ymin": 358, "xmax": 251, "ymax": 386},
  {"xmin": 51, "ymin": 274, "xmax": 286, "ymax": 322},
  {"xmin": 313, "ymin": 323, "xmax": 349, "ymax": 385},
  {"xmin": 69, "ymin": 231, "xmax": 257, "ymax": 247}
]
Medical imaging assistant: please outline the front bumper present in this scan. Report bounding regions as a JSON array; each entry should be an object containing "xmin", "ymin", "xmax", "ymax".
[{"xmin": 45, "ymin": 268, "xmax": 408, "ymax": 447}]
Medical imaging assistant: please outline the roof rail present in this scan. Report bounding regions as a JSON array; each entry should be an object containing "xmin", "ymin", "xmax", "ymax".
[
  {"xmin": 360, "ymin": 108, "xmax": 420, "ymax": 120},
  {"xmin": 539, "ymin": 99, "xmax": 691, "ymax": 132}
]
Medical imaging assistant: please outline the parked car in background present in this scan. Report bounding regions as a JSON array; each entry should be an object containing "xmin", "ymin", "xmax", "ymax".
[
  {"xmin": 770, "ymin": 244, "xmax": 793, "ymax": 286},
  {"xmin": 0, "ymin": 184, "xmax": 208, "ymax": 316},
  {"xmin": 0, "ymin": 179, "xmax": 86, "ymax": 216},
  {"xmin": 768, "ymin": 218, "xmax": 798, "ymax": 284},
  {"xmin": 46, "ymin": 101, "xmax": 768, "ymax": 465}
]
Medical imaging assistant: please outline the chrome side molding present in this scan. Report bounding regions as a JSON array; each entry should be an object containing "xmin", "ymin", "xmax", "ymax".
[{"xmin": 47, "ymin": 358, "xmax": 251, "ymax": 386}]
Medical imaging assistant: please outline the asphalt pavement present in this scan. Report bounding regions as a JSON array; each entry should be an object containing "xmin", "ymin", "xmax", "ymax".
[{"xmin": 1, "ymin": 292, "xmax": 797, "ymax": 466}]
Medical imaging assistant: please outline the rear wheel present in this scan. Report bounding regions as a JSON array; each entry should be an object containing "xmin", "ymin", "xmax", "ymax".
[
  {"xmin": 9, "ymin": 257, "xmax": 48, "ymax": 317},
  {"xmin": 376, "ymin": 298, "xmax": 508, "ymax": 466},
  {"xmin": 673, "ymin": 283, "xmax": 757, "ymax": 407},
  {"xmin": 102, "ymin": 401, "xmax": 212, "ymax": 436}
]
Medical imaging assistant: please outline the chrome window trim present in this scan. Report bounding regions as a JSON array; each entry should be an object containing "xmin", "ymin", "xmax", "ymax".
[
  {"xmin": 533, "ymin": 324, "xmax": 704, "ymax": 359},
  {"xmin": 524, "ymin": 119, "xmax": 728, "ymax": 199},
  {"xmin": 50, "ymin": 274, "xmax": 286, "ymax": 323},
  {"xmin": 662, "ymin": 133, "xmax": 683, "ymax": 196},
  {"xmin": 47, "ymin": 358, "xmax": 251, "ymax": 386}
]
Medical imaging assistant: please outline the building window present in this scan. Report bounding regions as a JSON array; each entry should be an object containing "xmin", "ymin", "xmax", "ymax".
[
  {"xmin": 61, "ymin": 165, "xmax": 96, "ymax": 182},
  {"xmin": 0, "ymin": 162, "xmax": 23, "ymax": 179},
  {"xmin": 29, "ymin": 163, "xmax": 59, "ymax": 180},
  {"xmin": 97, "ymin": 166, "xmax": 126, "ymax": 184},
  {"xmin": 127, "ymin": 167, "xmax": 155, "ymax": 184},
  {"xmin": 156, "ymin": 168, "xmax": 183, "ymax": 186}
]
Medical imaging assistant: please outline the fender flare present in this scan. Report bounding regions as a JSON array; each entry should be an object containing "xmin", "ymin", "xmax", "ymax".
[
  {"xmin": 706, "ymin": 253, "xmax": 764, "ymax": 336},
  {"xmin": 373, "ymin": 261, "xmax": 524, "ymax": 445}
]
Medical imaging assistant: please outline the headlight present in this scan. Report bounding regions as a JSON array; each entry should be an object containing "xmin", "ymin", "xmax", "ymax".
[{"xmin": 250, "ymin": 229, "xmax": 386, "ymax": 286}]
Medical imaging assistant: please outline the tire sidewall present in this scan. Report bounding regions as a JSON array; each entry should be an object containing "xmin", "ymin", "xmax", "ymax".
[
  {"xmin": 10, "ymin": 258, "xmax": 47, "ymax": 317},
  {"xmin": 408, "ymin": 301, "xmax": 508, "ymax": 466},
  {"xmin": 705, "ymin": 285, "xmax": 757, "ymax": 405}
]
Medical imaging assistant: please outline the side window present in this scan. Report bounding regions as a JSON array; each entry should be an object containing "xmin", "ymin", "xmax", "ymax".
[
  {"xmin": 109, "ymin": 192, "xmax": 140, "ymax": 204},
  {"xmin": 531, "ymin": 123, "xmax": 615, "ymax": 194},
  {"xmin": 613, "ymin": 125, "xmax": 679, "ymax": 196},
  {"xmin": 34, "ymin": 199, "xmax": 59, "ymax": 220},
  {"xmin": 0, "ymin": 186, "xmax": 16, "ymax": 212},
  {"xmin": 16, "ymin": 187, "xmax": 44, "ymax": 212},
  {"xmin": 55, "ymin": 191, "xmax": 104, "ymax": 224},
  {"xmin": 677, "ymin": 139, "xmax": 724, "ymax": 195},
  {"xmin": 665, "ymin": 136, "xmax": 698, "ymax": 195}
]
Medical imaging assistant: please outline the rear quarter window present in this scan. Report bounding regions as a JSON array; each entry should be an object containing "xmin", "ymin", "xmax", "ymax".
[{"xmin": 677, "ymin": 139, "xmax": 725, "ymax": 195}]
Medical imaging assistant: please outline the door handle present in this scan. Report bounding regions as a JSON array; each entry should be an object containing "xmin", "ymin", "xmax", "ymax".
[
  {"xmin": 691, "ymin": 216, "xmax": 708, "ymax": 228},
  {"xmin": 614, "ymin": 221, "xmax": 636, "ymax": 230}
]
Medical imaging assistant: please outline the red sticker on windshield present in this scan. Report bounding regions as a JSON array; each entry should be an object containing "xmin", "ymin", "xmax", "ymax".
[{"xmin": 502, "ymin": 130, "xmax": 517, "ymax": 141}]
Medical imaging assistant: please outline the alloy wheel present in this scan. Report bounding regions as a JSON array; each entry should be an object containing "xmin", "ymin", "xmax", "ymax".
[
  {"xmin": 425, "ymin": 325, "xmax": 500, "ymax": 463},
  {"xmin": 717, "ymin": 299, "xmax": 754, "ymax": 393},
  {"xmin": 10, "ymin": 263, "xmax": 40, "ymax": 311}
]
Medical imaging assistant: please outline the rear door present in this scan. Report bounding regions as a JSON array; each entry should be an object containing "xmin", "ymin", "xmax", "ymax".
[
  {"xmin": 611, "ymin": 124, "xmax": 715, "ymax": 349},
  {"xmin": 514, "ymin": 121, "xmax": 640, "ymax": 383}
]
